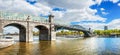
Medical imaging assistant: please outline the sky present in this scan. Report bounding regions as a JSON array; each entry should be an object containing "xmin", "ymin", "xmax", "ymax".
[{"xmin": 0, "ymin": 0, "xmax": 120, "ymax": 33}]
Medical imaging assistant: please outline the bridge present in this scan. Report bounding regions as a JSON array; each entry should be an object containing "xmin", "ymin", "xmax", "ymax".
[{"xmin": 0, "ymin": 11, "xmax": 92, "ymax": 42}]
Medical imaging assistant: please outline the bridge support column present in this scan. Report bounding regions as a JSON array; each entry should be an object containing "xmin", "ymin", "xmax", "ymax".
[
  {"xmin": 83, "ymin": 31, "xmax": 91, "ymax": 37},
  {"xmin": 26, "ymin": 16, "xmax": 33, "ymax": 42},
  {"xmin": 0, "ymin": 19, "xmax": 3, "ymax": 39},
  {"xmin": 50, "ymin": 25, "xmax": 56, "ymax": 40},
  {"xmin": 39, "ymin": 29, "xmax": 49, "ymax": 40},
  {"xmin": 51, "ymin": 31, "xmax": 56, "ymax": 40},
  {"xmin": 49, "ymin": 14, "xmax": 56, "ymax": 41},
  {"xmin": 26, "ymin": 25, "xmax": 33, "ymax": 42},
  {"xmin": 19, "ymin": 29, "xmax": 26, "ymax": 42}
]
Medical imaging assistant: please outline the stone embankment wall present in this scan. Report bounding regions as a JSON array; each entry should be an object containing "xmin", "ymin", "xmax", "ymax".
[{"xmin": 0, "ymin": 39, "xmax": 14, "ymax": 48}]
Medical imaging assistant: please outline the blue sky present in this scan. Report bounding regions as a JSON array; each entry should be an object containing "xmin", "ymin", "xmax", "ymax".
[
  {"xmin": 91, "ymin": 1, "xmax": 120, "ymax": 23},
  {"xmin": 0, "ymin": 0, "xmax": 120, "ymax": 33}
]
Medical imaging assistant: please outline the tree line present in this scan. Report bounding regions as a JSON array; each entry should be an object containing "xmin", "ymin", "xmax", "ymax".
[
  {"xmin": 56, "ymin": 30, "xmax": 84, "ymax": 36},
  {"xmin": 94, "ymin": 29, "xmax": 120, "ymax": 36}
]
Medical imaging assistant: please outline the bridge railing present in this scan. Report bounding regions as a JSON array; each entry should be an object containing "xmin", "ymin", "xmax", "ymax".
[
  {"xmin": 0, "ymin": 11, "xmax": 27, "ymax": 20},
  {"xmin": 70, "ymin": 25, "xmax": 89, "ymax": 31},
  {"xmin": 54, "ymin": 19, "xmax": 89, "ymax": 31},
  {"xmin": 30, "ymin": 15, "xmax": 49, "ymax": 23},
  {"xmin": 55, "ymin": 23, "xmax": 89, "ymax": 31},
  {"xmin": 0, "ymin": 11, "xmax": 30, "ymax": 21},
  {"xmin": 54, "ymin": 19, "xmax": 88, "ymax": 31},
  {"xmin": 0, "ymin": 11, "xmax": 49, "ymax": 24},
  {"xmin": 0, "ymin": 11, "xmax": 89, "ymax": 31}
]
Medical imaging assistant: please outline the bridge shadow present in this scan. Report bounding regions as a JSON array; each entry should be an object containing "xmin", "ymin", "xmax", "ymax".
[
  {"xmin": 17, "ymin": 42, "xmax": 28, "ymax": 55},
  {"xmin": 17, "ymin": 41, "xmax": 56, "ymax": 55},
  {"xmin": 33, "ymin": 25, "xmax": 49, "ymax": 41}
]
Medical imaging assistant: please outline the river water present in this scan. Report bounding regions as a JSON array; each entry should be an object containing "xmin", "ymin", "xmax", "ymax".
[{"xmin": 0, "ymin": 37, "xmax": 120, "ymax": 55}]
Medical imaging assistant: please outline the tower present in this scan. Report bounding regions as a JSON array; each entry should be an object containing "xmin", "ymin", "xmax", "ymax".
[
  {"xmin": 104, "ymin": 26, "xmax": 108, "ymax": 30},
  {"xmin": 49, "ymin": 14, "xmax": 56, "ymax": 40}
]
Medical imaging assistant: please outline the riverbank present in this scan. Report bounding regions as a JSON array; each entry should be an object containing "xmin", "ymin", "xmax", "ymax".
[
  {"xmin": 95, "ymin": 33, "xmax": 120, "ymax": 38},
  {"xmin": 0, "ymin": 39, "xmax": 14, "ymax": 48}
]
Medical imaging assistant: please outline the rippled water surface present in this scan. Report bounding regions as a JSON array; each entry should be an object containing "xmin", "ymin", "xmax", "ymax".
[{"xmin": 1, "ymin": 37, "xmax": 120, "ymax": 55}]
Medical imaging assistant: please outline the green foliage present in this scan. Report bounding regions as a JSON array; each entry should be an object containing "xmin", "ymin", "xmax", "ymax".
[
  {"xmin": 94, "ymin": 29, "xmax": 120, "ymax": 35},
  {"xmin": 56, "ymin": 30, "xmax": 84, "ymax": 36},
  {"xmin": 33, "ymin": 31, "xmax": 39, "ymax": 36}
]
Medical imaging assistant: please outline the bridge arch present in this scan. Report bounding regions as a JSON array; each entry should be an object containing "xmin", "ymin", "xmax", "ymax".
[
  {"xmin": 4, "ymin": 23, "xmax": 26, "ymax": 42},
  {"xmin": 34, "ymin": 25, "xmax": 50, "ymax": 41}
]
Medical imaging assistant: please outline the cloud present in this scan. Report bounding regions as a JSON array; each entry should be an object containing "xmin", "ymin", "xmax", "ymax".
[
  {"xmin": 101, "ymin": 8, "xmax": 105, "ymax": 11},
  {"xmin": 108, "ymin": 18, "xmax": 120, "ymax": 29},
  {"xmin": 41, "ymin": 0, "xmax": 106, "ymax": 23},
  {"xmin": 102, "ymin": 12, "xmax": 109, "ymax": 15},
  {"xmin": 79, "ymin": 18, "xmax": 120, "ymax": 30},
  {"xmin": 100, "ymin": 8, "xmax": 108, "ymax": 15},
  {"xmin": 94, "ymin": 0, "xmax": 103, "ymax": 5},
  {"xmin": 3, "ymin": 26, "xmax": 19, "ymax": 34},
  {"xmin": 55, "ymin": 8, "xmax": 106, "ymax": 22},
  {"xmin": 31, "ymin": 0, "xmax": 107, "ymax": 29},
  {"xmin": 79, "ymin": 22, "xmax": 106, "ymax": 30},
  {"xmin": 93, "ymin": 0, "xmax": 119, "ymax": 5},
  {"xmin": 118, "ymin": 3, "xmax": 120, "ymax": 6},
  {"xmin": 1, "ymin": 0, "xmax": 118, "ymax": 30},
  {"xmin": 0, "ymin": 0, "xmax": 51, "ymax": 16},
  {"xmin": 110, "ymin": 0, "xmax": 119, "ymax": 3},
  {"xmin": 0, "ymin": 0, "xmax": 106, "ymax": 23},
  {"xmin": 33, "ymin": 2, "xmax": 51, "ymax": 15},
  {"xmin": 38, "ymin": 0, "xmax": 95, "ymax": 9}
]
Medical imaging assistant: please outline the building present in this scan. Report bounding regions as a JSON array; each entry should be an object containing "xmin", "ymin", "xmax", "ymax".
[{"xmin": 104, "ymin": 26, "xmax": 108, "ymax": 30}]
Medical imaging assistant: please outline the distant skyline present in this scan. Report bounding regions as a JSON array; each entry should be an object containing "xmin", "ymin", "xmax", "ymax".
[{"xmin": 0, "ymin": 0, "xmax": 120, "ymax": 33}]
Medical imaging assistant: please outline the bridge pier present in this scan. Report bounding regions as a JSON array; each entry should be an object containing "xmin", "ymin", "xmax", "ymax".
[
  {"xmin": 26, "ymin": 16, "xmax": 33, "ymax": 42},
  {"xmin": 0, "ymin": 19, "xmax": 3, "ymax": 39},
  {"xmin": 0, "ymin": 27, "xmax": 3, "ymax": 39},
  {"xmin": 49, "ymin": 25, "xmax": 56, "ymax": 40},
  {"xmin": 26, "ymin": 26, "xmax": 33, "ymax": 42},
  {"xmin": 50, "ymin": 31, "xmax": 56, "ymax": 40},
  {"xmin": 25, "ymin": 14, "xmax": 56, "ymax": 42},
  {"xmin": 19, "ymin": 29, "xmax": 26, "ymax": 42},
  {"xmin": 49, "ymin": 14, "xmax": 56, "ymax": 41},
  {"xmin": 39, "ymin": 29, "xmax": 49, "ymax": 40},
  {"xmin": 83, "ymin": 31, "xmax": 91, "ymax": 37}
]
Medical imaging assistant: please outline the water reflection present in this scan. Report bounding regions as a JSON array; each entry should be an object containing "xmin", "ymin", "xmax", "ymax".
[
  {"xmin": 18, "ymin": 42, "xmax": 27, "ymax": 55},
  {"xmin": 1, "ymin": 37, "xmax": 120, "ymax": 55},
  {"xmin": 39, "ymin": 41, "xmax": 56, "ymax": 55}
]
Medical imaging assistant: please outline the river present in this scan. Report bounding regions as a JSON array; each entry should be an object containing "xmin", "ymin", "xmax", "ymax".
[{"xmin": 0, "ymin": 36, "xmax": 120, "ymax": 55}]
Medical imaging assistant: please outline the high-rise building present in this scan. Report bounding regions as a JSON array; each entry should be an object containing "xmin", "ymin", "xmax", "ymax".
[{"xmin": 104, "ymin": 26, "xmax": 108, "ymax": 30}]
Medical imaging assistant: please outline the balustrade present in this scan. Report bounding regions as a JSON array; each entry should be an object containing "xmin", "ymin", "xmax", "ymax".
[{"xmin": 0, "ymin": 11, "xmax": 88, "ymax": 31}]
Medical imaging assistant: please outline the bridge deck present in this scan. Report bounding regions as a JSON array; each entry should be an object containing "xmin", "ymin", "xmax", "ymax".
[{"xmin": 0, "ymin": 11, "xmax": 89, "ymax": 31}]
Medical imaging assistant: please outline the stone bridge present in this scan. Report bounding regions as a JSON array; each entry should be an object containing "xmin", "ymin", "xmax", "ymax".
[
  {"xmin": 0, "ymin": 11, "xmax": 92, "ymax": 42},
  {"xmin": 0, "ymin": 14, "xmax": 56, "ymax": 42}
]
